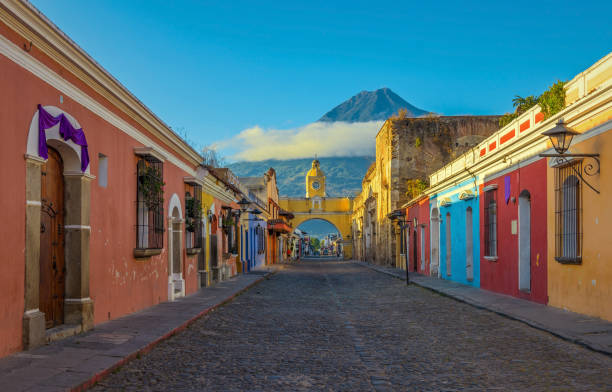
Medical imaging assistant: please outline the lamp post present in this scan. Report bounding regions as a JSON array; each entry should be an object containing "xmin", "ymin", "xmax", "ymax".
[
  {"xmin": 388, "ymin": 210, "xmax": 410, "ymax": 285},
  {"xmin": 540, "ymin": 119, "xmax": 600, "ymax": 194}
]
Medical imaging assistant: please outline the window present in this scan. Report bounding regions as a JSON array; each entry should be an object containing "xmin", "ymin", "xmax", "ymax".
[
  {"xmin": 224, "ymin": 211, "xmax": 238, "ymax": 255},
  {"xmin": 257, "ymin": 225, "xmax": 266, "ymax": 254},
  {"xmin": 185, "ymin": 183, "xmax": 203, "ymax": 249},
  {"xmin": 136, "ymin": 156, "xmax": 164, "ymax": 249},
  {"xmin": 484, "ymin": 189, "xmax": 497, "ymax": 258},
  {"xmin": 555, "ymin": 161, "xmax": 582, "ymax": 263},
  {"xmin": 98, "ymin": 153, "xmax": 108, "ymax": 188}
]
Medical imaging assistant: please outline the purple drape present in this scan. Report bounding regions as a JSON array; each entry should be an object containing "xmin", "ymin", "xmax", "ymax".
[
  {"xmin": 504, "ymin": 175, "xmax": 511, "ymax": 204},
  {"xmin": 37, "ymin": 104, "xmax": 89, "ymax": 172}
]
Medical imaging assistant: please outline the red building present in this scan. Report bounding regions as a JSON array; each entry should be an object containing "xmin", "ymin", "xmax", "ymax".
[
  {"xmin": 404, "ymin": 196, "xmax": 431, "ymax": 275},
  {"xmin": 479, "ymin": 159, "xmax": 548, "ymax": 304}
]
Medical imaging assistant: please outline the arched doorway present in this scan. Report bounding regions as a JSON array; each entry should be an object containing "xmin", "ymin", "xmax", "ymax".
[
  {"xmin": 466, "ymin": 207, "xmax": 474, "ymax": 281},
  {"xmin": 445, "ymin": 212, "xmax": 451, "ymax": 276},
  {"xmin": 24, "ymin": 106, "xmax": 93, "ymax": 349},
  {"xmin": 297, "ymin": 218, "xmax": 342, "ymax": 258},
  {"xmin": 430, "ymin": 208, "xmax": 440, "ymax": 277},
  {"xmin": 168, "ymin": 194, "xmax": 185, "ymax": 300},
  {"xmin": 40, "ymin": 147, "xmax": 65, "ymax": 328},
  {"xmin": 412, "ymin": 228, "xmax": 418, "ymax": 272},
  {"xmin": 518, "ymin": 190, "xmax": 531, "ymax": 291}
]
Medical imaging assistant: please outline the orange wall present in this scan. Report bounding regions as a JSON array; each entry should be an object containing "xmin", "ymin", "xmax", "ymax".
[{"xmin": 546, "ymin": 117, "xmax": 612, "ymax": 321}]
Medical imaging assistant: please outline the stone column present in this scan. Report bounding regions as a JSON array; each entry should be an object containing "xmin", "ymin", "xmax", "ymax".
[
  {"xmin": 23, "ymin": 155, "xmax": 46, "ymax": 349},
  {"xmin": 63, "ymin": 172, "xmax": 94, "ymax": 330}
]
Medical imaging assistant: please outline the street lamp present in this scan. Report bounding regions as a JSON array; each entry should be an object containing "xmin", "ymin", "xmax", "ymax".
[
  {"xmin": 237, "ymin": 197, "xmax": 251, "ymax": 213},
  {"xmin": 540, "ymin": 118, "xmax": 600, "ymax": 194},
  {"xmin": 387, "ymin": 210, "xmax": 410, "ymax": 285},
  {"xmin": 542, "ymin": 119, "xmax": 579, "ymax": 154}
]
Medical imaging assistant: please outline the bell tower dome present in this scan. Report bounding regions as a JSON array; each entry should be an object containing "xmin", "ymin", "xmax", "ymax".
[{"xmin": 306, "ymin": 159, "xmax": 325, "ymax": 198}]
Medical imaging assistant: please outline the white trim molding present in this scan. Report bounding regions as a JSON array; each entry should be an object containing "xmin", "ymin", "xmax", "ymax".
[{"xmin": 0, "ymin": 33, "xmax": 196, "ymax": 176}]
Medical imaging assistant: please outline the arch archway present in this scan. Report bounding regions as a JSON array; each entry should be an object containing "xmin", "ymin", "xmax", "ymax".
[
  {"xmin": 297, "ymin": 218, "xmax": 343, "ymax": 258},
  {"xmin": 24, "ymin": 106, "xmax": 93, "ymax": 349}
]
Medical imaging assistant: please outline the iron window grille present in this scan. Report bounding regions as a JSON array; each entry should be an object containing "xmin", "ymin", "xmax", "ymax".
[
  {"xmin": 483, "ymin": 189, "xmax": 497, "ymax": 258},
  {"xmin": 554, "ymin": 160, "xmax": 583, "ymax": 264},
  {"xmin": 185, "ymin": 184, "xmax": 203, "ymax": 249},
  {"xmin": 256, "ymin": 226, "xmax": 264, "ymax": 254},
  {"xmin": 136, "ymin": 157, "xmax": 164, "ymax": 249},
  {"xmin": 229, "ymin": 214, "xmax": 239, "ymax": 255}
]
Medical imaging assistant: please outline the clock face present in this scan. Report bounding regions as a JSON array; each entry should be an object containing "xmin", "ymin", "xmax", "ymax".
[{"xmin": 312, "ymin": 181, "xmax": 320, "ymax": 190}]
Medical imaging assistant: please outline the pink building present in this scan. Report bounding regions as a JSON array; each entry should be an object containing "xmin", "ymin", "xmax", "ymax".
[{"xmin": 0, "ymin": 2, "xmax": 204, "ymax": 357}]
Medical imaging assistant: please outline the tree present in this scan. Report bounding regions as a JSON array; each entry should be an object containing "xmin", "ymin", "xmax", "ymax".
[
  {"xmin": 512, "ymin": 95, "xmax": 539, "ymax": 115},
  {"xmin": 311, "ymin": 237, "xmax": 321, "ymax": 251},
  {"xmin": 406, "ymin": 178, "xmax": 428, "ymax": 200},
  {"xmin": 201, "ymin": 145, "xmax": 226, "ymax": 168}
]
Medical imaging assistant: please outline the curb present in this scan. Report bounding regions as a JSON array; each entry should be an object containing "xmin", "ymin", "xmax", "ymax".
[
  {"xmin": 71, "ymin": 270, "xmax": 276, "ymax": 392},
  {"xmin": 354, "ymin": 261, "xmax": 612, "ymax": 358}
]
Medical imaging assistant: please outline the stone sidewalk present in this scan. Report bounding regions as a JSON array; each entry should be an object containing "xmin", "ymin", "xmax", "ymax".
[
  {"xmin": 355, "ymin": 261, "xmax": 612, "ymax": 357},
  {"xmin": 0, "ymin": 268, "xmax": 277, "ymax": 392}
]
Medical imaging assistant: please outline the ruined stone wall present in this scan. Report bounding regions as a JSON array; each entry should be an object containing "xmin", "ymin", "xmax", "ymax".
[{"xmin": 390, "ymin": 116, "xmax": 500, "ymax": 210}]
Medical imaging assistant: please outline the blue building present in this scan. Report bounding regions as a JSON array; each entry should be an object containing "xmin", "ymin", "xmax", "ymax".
[{"xmin": 431, "ymin": 178, "xmax": 480, "ymax": 287}]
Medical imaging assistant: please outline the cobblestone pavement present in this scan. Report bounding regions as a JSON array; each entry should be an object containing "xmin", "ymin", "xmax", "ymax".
[{"xmin": 91, "ymin": 261, "xmax": 612, "ymax": 391}]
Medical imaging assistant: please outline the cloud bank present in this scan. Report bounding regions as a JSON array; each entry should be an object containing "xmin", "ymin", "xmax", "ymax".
[{"xmin": 219, "ymin": 121, "xmax": 383, "ymax": 161}]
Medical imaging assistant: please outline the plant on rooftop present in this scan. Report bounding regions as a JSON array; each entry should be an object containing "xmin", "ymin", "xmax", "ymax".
[
  {"xmin": 406, "ymin": 178, "xmax": 428, "ymax": 200},
  {"xmin": 538, "ymin": 80, "xmax": 566, "ymax": 118},
  {"xmin": 498, "ymin": 80, "xmax": 567, "ymax": 127}
]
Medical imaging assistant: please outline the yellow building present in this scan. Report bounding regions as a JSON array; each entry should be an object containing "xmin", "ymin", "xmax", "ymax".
[
  {"xmin": 280, "ymin": 159, "xmax": 354, "ymax": 259},
  {"xmin": 545, "ymin": 52, "xmax": 612, "ymax": 321}
]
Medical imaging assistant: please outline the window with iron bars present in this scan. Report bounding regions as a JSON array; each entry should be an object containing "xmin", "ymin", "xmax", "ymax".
[
  {"xmin": 483, "ymin": 189, "xmax": 497, "ymax": 258},
  {"xmin": 229, "ymin": 214, "xmax": 238, "ymax": 255},
  {"xmin": 555, "ymin": 160, "xmax": 582, "ymax": 264},
  {"xmin": 256, "ymin": 226, "xmax": 265, "ymax": 254},
  {"xmin": 185, "ymin": 183, "xmax": 203, "ymax": 249},
  {"xmin": 136, "ymin": 157, "xmax": 164, "ymax": 249}
]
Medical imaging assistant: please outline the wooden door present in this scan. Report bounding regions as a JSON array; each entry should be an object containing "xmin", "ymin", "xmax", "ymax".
[{"xmin": 40, "ymin": 147, "xmax": 65, "ymax": 329}]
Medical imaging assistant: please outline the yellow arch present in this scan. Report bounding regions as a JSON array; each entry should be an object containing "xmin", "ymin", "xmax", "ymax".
[{"xmin": 280, "ymin": 197, "xmax": 354, "ymax": 259}]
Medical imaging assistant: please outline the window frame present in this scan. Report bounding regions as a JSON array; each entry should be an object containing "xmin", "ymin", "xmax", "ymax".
[
  {"xmin": 135, "ymin": 156, "xmax": 164, "ymax": 251},
  {"xmin": 554, "ymin": 160, "xmax": 583, "ymax": 264},
  {"xmin": 483, "ymin": 188, "xmax": 498, "ymax": 259},
  {"xmin": 184, "ymin": 183, "xmax": 203, "ymax": 250}
]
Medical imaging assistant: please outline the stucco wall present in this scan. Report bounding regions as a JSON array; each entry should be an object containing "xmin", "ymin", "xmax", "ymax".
[
  {"xmin": 547, "ymin": 119, "xmax": 612, "ymax": 321},
  {"xmin": 480, "ymin": 159, "xmax": 548, "ymax": 304},
  {"xmin": 437, "ymin": 179, "xmax": 481, "ymax": 287},
  {"xmin": 406, "ymin": 197, "xmax": 430, "ymax": 274},
  {"xmin": 0, "ymin": 25, "xmax": 199, "ymax": 356}
]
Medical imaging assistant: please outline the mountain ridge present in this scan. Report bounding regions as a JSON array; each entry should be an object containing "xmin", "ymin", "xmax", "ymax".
[
  {"xmin": 319, "ymin": 87, "xmax": 428, "ymax": 122},
  {"xmin": 228, "ymin": 156, "xmax": 375, "ymax": 198}
]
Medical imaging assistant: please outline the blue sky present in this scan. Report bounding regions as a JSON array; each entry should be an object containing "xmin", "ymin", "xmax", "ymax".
[{"xmin": 32, "ymin": 1, "xmax": 611, "ymax": 160}]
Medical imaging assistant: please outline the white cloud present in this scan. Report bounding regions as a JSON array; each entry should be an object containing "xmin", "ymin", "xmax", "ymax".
[{"xmin": 218, "ymin": 121, "xmax": 383, "ymax": 161}]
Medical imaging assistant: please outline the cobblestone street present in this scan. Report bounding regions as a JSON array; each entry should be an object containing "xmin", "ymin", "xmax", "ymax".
[{"xmin": 92, "ymin": 261, "xmax": 612, "ymax": 391}]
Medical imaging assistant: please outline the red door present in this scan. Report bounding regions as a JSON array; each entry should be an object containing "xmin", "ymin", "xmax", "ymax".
[{"xmin": 40, "ymin": 147, "xmax": 65, "ymax": 329}]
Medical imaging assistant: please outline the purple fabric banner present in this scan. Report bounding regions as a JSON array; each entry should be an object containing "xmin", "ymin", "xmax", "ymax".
[
  {"xmin": 504, "ymin": 175, "xmax": 511, "ymax": 204},
  {"xmin": 37, "ymin": 104, "xmax": 89, "ymax": 172}
]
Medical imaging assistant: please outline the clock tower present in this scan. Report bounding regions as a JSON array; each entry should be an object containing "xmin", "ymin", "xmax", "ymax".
[{"xmin": 306, "ymin": 159, "xmax": 326, "ymax": 198}]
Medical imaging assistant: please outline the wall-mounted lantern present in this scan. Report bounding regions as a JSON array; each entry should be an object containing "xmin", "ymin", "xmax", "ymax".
[
  {"xmin": 237, "ymin": 197, "xmax": 251, "ymax": 213},
  {"xmin": 540, "ymin": 119, "xmax": 600, "ymax": 194}
]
